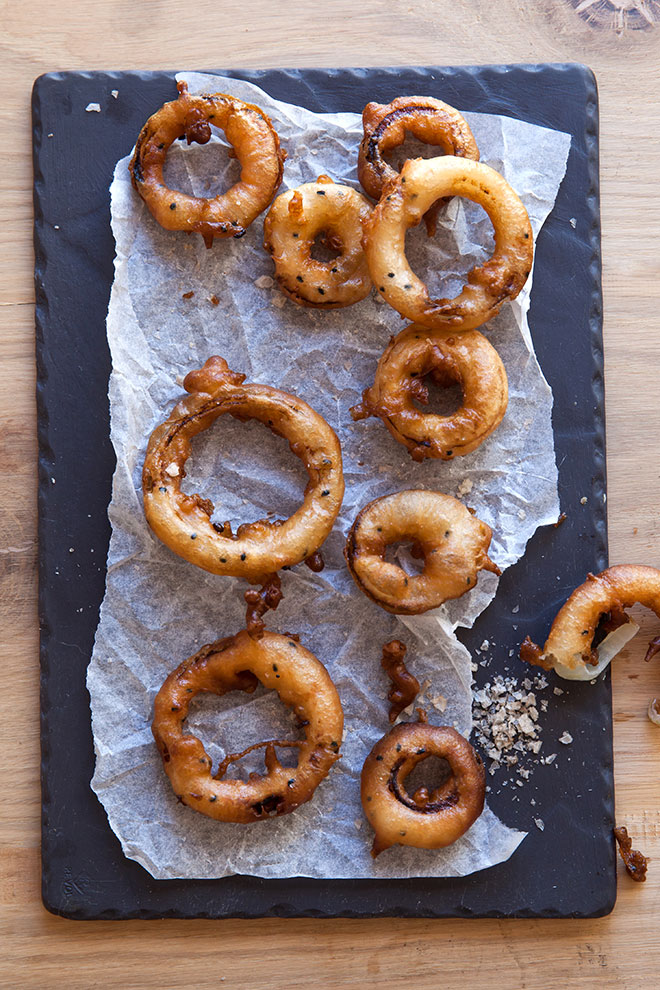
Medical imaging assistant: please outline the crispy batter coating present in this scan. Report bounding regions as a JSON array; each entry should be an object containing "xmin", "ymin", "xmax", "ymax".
[
  {"xmin": 344, "ymin": 490, "xmax": 500, "ymax": 614},
  {"xmin": 152, "ymin": 630, "xmax": 344, "ymax": 823},
  {"xmin": 381, "ymin": 640, "xmax": 420, "ymax": 722},
  {"xmin": 614, "ymin": 825, "xmax": 649, "ymax": 882},
  {"xmin": 520, "ymin": 565, "xmax": 660, "ymax": 701},
  {"xmin": 362, "ymin": 156, "xmax": 533, "ymax": 332},
  {"xmin": 130, "ymin": 81, "xmax": 285, "ymax": 247},
  {"xmin": 263, "ymin": 175, "xmax": 373, "ymax": 308},
  {"xmin": 358, "ymin": 96, "xmax": 479, "ymax": 236},
  {"xmin": 351, "ymin": 324, "xmax": 508, "ymax": 461},
  {"xmin": 142, "ymin": 356, "xmax": 344, "ymax": 583},
  {"xmin": 361, "ymin": 722, "xmax": 485, "ymax": 856}
]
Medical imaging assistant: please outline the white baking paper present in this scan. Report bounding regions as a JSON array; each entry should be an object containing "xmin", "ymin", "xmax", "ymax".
[{"xmin": 88, "ymin": 72, "xmax": 570, "ymax": 879}]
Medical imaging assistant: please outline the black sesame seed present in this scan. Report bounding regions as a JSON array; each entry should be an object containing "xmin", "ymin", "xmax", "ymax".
[
  {"xmin": 379, "ymin": 286, "xmax": 385, "ymax": 292},
  {"xmin": 293, "ymin": 233, "xmax": 299, "ymax": 238},
  {"xmin": 446, "ymin": 450, "xmax": 453, "ymax": 456},
  {"xmin": 288, "ymin": 779, "xmax": 295, "ymax": 787},
  {"xmin": 321, "ymin": 489, "xmax": 330, "ymax": 496},
  {"xmin": 220, "ymin": 557, "xmax": 227, "ymax": 563},
  {"xmin": 296, "ymin": 275, "xmax": 304, "ymax": 283},
  {"xmin": 388, "ymin": 272, "xmax": 395, "ymax": 278},
  {"xmin": 171, "ymin": 706, "xmax": 180, "ymax": 712},
  {"xmin": 209, "ymin": 795, "xmax": 217, "ymax": 802},
  {"xmin": 367, "ymin": 795, "xmax": 372, "ymax": 801},
  {"xmin": 240, "ymin": 553, "xmax": 247, "ymax": 561},
  {"xmin": 318, "ymin": 288, "xmax": 325, "ymax": 295},
  {"xmin": 466, "ymin": 577, "xmax": 471, "ymax": 585},
  {"xmin": 159, "ymin": 486, "xmax": 167, "ymax": 493},
  {"xmin": 377, "ymin": 526, "xmax": 382, "ymax": 532},
  {"xmin": 445, "ymin": 530, "xmax": 450, "ymax": 538},
  {"xmin": 524, "ymin": 232, "xmax": 529, "ymax": 239},
  {"xmin": 272, "ymin": 664, "xmax": 278, "ymax": 671},
  {"xmin": 331, "ymin": 267, "xmax": 338, "ymax": 273},
  {"xmin": 317, "ymin": 189, "xmax": 326, "ymax": 195},
  {"xmin": 170, "ymin": 203, "xmax": 176, "ymax": 210},
  {"xmin": 289, "ymin": 640, "xmax": 298, "ymax": 648},
  {"xmin": 417, "ymin": 747, "xmax": 426, "ymax": 754},
  {"xmin": 396, "ymin": 744, "xmax": 402, "ymax": 752},
  {"xmin": 400, "ymin": 831, "xmax": 407, "ymax": 836},
  {"xmin": 376, "ymin": 755, "xmax": 383, "ymax": 761},
  {"xmin": 190, "ymin": 534, "xmax": 197, "ymax": 540},
  {"xmin": 404, "ymin": 284, "xmax": 412, "ymax": 290}
]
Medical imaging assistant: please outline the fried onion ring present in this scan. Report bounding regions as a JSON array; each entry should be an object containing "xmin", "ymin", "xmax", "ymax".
[
  {"xmin": 263, "ymin": 175, "xmax": 373, "ymax": 308},
  {"xmin": 344, "ymin": 490, "xmax": 500, "ymax": 614},
  {"xmin": 152, "ymin": 630, "xmax": 344, "ymax": 823},
  {"xmin": 358, "ymin": 96, "xmax": 479, "ymax": 236},
  {"xmin": 520, "ymin": 565, "xmax": 660, "ymax": 691},
  {"xmin": 350, "ymin": 323, "xmax": 508, "ymax": 461},
  {"xmin": 361, "ymin": 722, "xmax": 485, "ymax": 856},
  {"xmin": 362, "ymin": 156, "xmax": 533, "ymax": 331},
  {"xmin": 142, "ymin": 356, "xmax": 344, "ymax": 583},
  {"xmin": 129, "ymin": 81, "xmax": 285, "ymax": 248}
]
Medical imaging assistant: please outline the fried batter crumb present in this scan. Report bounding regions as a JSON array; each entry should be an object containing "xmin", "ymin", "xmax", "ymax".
[{"xmin": 614, "ymin": 825, "xmax": 649, "ymax": 882}]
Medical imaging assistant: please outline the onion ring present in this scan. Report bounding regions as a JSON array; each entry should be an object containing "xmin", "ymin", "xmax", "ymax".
[
  {"xmin": 350, "ymin": 323, "xmax": 508, "ymax": 461},
  {"xmin": 361, "ymin": 721, "xmax": 485, "ymax": 856},
  {"xmin": 263, "ymin": 175, "xmax": 373, "ymax": 308},
  {"xmin": 129, "ymin": 81, "xmax": 285, "ymax": 248},
  {"xmin": 520, "ymin": 565, "xmax": 660, "ymax": 699},
  {"xmin": 344, "ymin": 490, "xmax": 500, "ymax": 614},
  {"xmin": 362, "ymin": 156, "xmax": 533, "ymax": 331},
  {"xmin": 152, "ymin": 630, "xmax": 344, "ymax": 823},
  {"xmin": 358, "ymin": 96, "xmax": 479, "ymax": 236},
  {"xmin": 142, "ymin": 356, "xmax": 344, "ymax": 583}
]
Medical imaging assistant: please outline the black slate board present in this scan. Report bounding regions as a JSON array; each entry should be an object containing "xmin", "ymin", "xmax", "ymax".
[{"xmin": 34, "ymin": 63, "xmax": 610, "ymax": 920}]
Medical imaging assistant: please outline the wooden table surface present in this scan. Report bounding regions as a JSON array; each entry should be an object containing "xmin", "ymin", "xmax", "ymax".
[{"xmin": 2, "ymin": 1, "xmax": 660, "ymax": 987}]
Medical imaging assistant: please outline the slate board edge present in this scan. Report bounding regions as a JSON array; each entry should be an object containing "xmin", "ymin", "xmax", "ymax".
[{"xmin": 33, "ymin": 62, "xmax": 610, "ymax": 920}]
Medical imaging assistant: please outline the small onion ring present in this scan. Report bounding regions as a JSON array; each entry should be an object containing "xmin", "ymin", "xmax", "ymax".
[
  {"xmin": 520, "ymin": 566, "xmax": 660, "ymax": 708},
  {"xmin": 358, "ymin": 96, "xmax": 479, "ymax": 235},
  {"xmin": 344, "ymin": 490, "xmax": 500, "ymax": 614},
  {"xmin": 362, "ymin": 156, "xmax": 534, "ymax": 331},
  {"xmin": 129, "ymin": 81, "xmax": 285, "ymax": 248},
  {"xmin": 263, "ymin": 175, "xmax": 373, "ymax": 308},
  {"xmin": 361, "ymin": 722, "xmax": 486, "ymax": 856},
  {"xmin": 152, "ymin": 630, "xmax": 344, "ymax": 823},
  {"xmin": 142, "ymin": 356, "xmax": 344, "ymax": 583},
  {"xmin": 351, "ymin": 323, "xmax": 508, "ymax": 461}
]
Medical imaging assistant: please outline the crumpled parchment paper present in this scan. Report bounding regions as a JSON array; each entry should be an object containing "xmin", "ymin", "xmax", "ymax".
[{"xmin": 87, "ymin": 72, "xmax": 571, "ymax": 879}]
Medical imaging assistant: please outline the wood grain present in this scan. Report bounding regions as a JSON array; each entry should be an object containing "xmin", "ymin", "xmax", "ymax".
[{"xmin": 1, "ymin": 1, "xmax": 659, "ymax": 986}]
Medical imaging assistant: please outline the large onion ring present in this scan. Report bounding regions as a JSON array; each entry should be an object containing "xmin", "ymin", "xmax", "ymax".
[
  {"xmin": 351, "ymin": 323, "xmax": 508, "ymax": 461},
  {"xmin": 129, "ymin": 81, "xmax": 285, "ymax": 248},
  {"xmin": 358, "ymin": 96, "xmax": 479, "ymax": 235},
  {"xmin": 361, "ymin": 722, "xmax": 486, "ymax": 856},
  {"xmin": 520, "ymin": 565, "xmax": 660, "ymax": 685},
  {"xmin": 142, "ymin": 356, "xmax": 344, "ymax": 583},
  {"xmin": 263, "ymin": 175, "xmax": 373, "ymax": 308},
  {"xmin": 344, "ymin": 490, "xmax": 500, "ymax": 614},
  {"xmin": 152, "ymin": 630, "xmax": 344, "ymax": 823},
  {"xmin": 362, "ymin": 156, "xmax": 533, "ymax": 331}
]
